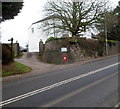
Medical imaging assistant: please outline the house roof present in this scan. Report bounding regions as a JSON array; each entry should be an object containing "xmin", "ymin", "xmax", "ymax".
[{"xmin": 28, "ymin": 15, "xmax": 57, "ymax": 30}]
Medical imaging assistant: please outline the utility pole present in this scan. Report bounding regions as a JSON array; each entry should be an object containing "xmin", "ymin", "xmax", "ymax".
[
  {"xmin": 104, "ymin": 2, "xmax": 108, "ymax": 56},
  {"xmin": 8, "ymin": 37, "xmax": 14, "ymax": 62},
  {"xmin": 105, "ymin": 16, "xmax": 108, "ymax": 56}
]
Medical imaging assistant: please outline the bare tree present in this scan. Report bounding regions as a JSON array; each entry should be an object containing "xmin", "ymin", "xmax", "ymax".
[{"xmin": 42, "ymin": 0, "xmax": 107, "ymax": 37}]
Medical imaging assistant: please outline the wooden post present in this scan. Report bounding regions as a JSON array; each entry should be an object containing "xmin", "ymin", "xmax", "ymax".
[{"xmin": 8, "ymin": 38, "xmax": 14, "ymax": 62}]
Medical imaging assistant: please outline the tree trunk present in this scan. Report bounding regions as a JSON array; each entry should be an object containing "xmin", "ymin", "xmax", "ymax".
[{"xmin": 72, "ymin": 32, "xmax": 76, "ymax": 37}]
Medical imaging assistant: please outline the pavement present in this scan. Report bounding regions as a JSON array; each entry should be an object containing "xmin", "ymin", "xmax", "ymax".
[{"xmin": 2, "ymin": 52, "xmax": 120, "ymax": 83}]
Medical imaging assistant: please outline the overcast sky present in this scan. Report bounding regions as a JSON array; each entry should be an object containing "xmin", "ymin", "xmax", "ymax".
[{"xmin": 1, "ymin": 0, "xmax": 119, "ymax": 47}]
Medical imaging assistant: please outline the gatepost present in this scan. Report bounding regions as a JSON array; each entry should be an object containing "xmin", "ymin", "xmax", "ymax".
[{"xmin": 39, "ymin": 39, "xmax": 44, "ymax": 56}]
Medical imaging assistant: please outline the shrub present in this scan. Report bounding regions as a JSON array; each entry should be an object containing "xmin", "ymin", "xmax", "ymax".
[
  {"xmin": 2, "ymin": 44, "xmax": 13, "ymax": 65},
  {"xmin": 108, "ymin": 40, "xmax": 117, "ymax": 46},
  {"xmin": 69, "ymin": 39, "xmax": 78, "ymax": 44},
  {"xmin": 45, "ymin": 37, "xmax": 58, "ymax": 43},
  {"xmin": 98, "ymin": 38, "xmax": 105, "ymax": 45}
]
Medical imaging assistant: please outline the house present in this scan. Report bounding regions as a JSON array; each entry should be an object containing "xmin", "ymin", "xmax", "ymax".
[
  {"xmin": 28, "ymin": 22, "xmax": 41, "ymax": 52},
  {"xmin": 80, "ymin": 29, "xmax": 99, "ymax": 39},
  {"xmin": 28, "ymin": 15, "xmax": 99, "ymax": 52},
  {"xmin": 28, "ymin": 15, "xmax": 57, "ymax": 52}
]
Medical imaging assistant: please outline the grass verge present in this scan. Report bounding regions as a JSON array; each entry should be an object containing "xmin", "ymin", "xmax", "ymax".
[{"xmin": 2, "ymin": 62, "xmax": 32, "ymax": 77}]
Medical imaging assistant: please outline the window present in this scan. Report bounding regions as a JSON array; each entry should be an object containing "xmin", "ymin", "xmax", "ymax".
[{"xmin": 31, "ymin": 28, "xmax": 34, "ymax": 33}]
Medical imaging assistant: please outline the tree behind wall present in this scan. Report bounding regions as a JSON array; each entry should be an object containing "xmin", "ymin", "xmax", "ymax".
[{"xmin": 42, "ymin": 0, "xmax": 107, "ymax": 37}]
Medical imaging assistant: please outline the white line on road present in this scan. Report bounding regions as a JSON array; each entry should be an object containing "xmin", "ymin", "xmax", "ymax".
[
  {"xmin": 114, "ymin": 102, "xmax": 120, "ymax": 108},
  {"xmin": 1, "ymin": 62, "xmax": 120, "ymax": 106},
  {"xmin": 41, "ymin": 72, "xmax": 118, "ymax": 107}
]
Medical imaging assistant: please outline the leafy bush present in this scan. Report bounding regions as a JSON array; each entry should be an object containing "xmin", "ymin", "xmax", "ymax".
[
  {"xmin": 69, "ymin": 39, "xmax": 78, "ymax": 44},
  {"xmin": 2, "ymin": 44, "xmax": 13, "ymax": 65},
  {"xmin": 45, "ymin": 37, "xmax": 58, "ymax": 43},
  {"xmin": 108, "ymin": 40, "xmax": 117, "ymax": 46},
  {"xmin": 98, "ymin": 38, "xmax": 105, "ymax": 46}
]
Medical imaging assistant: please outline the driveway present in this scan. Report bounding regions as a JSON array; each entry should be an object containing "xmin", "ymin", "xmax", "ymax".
[
  {"xmin": 3, "ymin": 52, "xmax": 119, "ymax": 82},
  {"xmin": 3, "ymin": 52, "xmax": 80, "ymax": 82},
  {"xmin": 15, "ymin": 52, "xmax": 77, "ymax": 77}
]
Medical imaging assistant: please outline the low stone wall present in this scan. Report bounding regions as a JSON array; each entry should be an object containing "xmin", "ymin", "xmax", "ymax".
[
  {"xmin": 45, "ymin": 38, "xmax": 70, "ymax": 52},
  {"xmin": 40, "ymin": 38, "xmax": 120, "ymax": 64},
  {"xmin": 41, "ymin": 38, "xmax": 99, "ymax": 64},
  {"xmin": 43, "ymin": 39, "xmax": 75, "ymax": 64},
  {"xmin": 42, "ymin": 51, "xmax": 77, "ymax": 64},
  {"xmin": 2, "ymin": 43, "xmax": 20, "ymax": 57},
  {"xmin": 13, "ymin": 43, "xmax": 20, "ymax": 57}
]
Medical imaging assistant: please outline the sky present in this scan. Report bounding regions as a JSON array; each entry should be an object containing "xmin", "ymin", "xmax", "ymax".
[
  {"xmin": 1, "ymin": 0, "xmax": 47, "ymax": 47},
  {"xmin": 1, "ymin": 0, "xmax": 119, "ymax": 47}
]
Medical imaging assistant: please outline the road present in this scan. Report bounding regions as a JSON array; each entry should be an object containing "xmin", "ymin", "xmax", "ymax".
[{"xmin": 1, "ymin": 55, "xmax": 119, "ymax": 108}]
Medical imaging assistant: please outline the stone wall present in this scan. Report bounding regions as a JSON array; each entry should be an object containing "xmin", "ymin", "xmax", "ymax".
[
  {"xmin": 40, "ymin": 39, "xmax": 99, "ymax": 64},
  {"xmin": 44, "ymin": 38, "xmax": 70, "ymax": 52},
  {"xmin": 42, "ymin": 39, "xmax": 73, "ymax": 64},
  {"xmin": 39, "ymin": 38, "xmax": 120, "ymax": 64},
  {"xmin": 2, "ymin": 43, "xmax": 20, "ymax": 57},
  {"xmin": 13, "ymin": 43, "xmax": 20, "ymax": 57}
]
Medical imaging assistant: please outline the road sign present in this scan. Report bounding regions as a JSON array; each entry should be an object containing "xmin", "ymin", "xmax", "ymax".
[{"xmin": 61, "ymin": 47, "xmax": 67, "ymax": 52}]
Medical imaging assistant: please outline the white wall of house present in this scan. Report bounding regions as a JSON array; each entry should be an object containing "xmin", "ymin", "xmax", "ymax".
[
  {"xmin": 81, "ymin": 29, "xmax": 98, "ymax": 39},
  {"xmin": 28, "ymin": 23, "xmax": 46, "ymax": 52}
]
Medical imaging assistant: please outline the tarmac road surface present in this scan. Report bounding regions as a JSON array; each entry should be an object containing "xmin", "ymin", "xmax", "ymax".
[{"xmin": 2, "ymin": 54, "xmax": 119, "ymax": 108}]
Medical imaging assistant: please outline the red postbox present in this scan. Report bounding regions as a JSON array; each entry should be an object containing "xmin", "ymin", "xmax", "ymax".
[{"xmin": 63, "ymin": 54, "xmax": 67, "ymax": 61}]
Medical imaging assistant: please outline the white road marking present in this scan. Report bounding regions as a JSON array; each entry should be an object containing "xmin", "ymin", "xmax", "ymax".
[
  {"xmin": 1, "ymin": 62, "xmax": 119, "ymax": 106},
  {"xmin": 41, "ymin": 72, "xmax": 118, "ymax": 107},
  {"xmin": 114, "ymin": 102, "xmax": 120, "ymax": 108}
]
